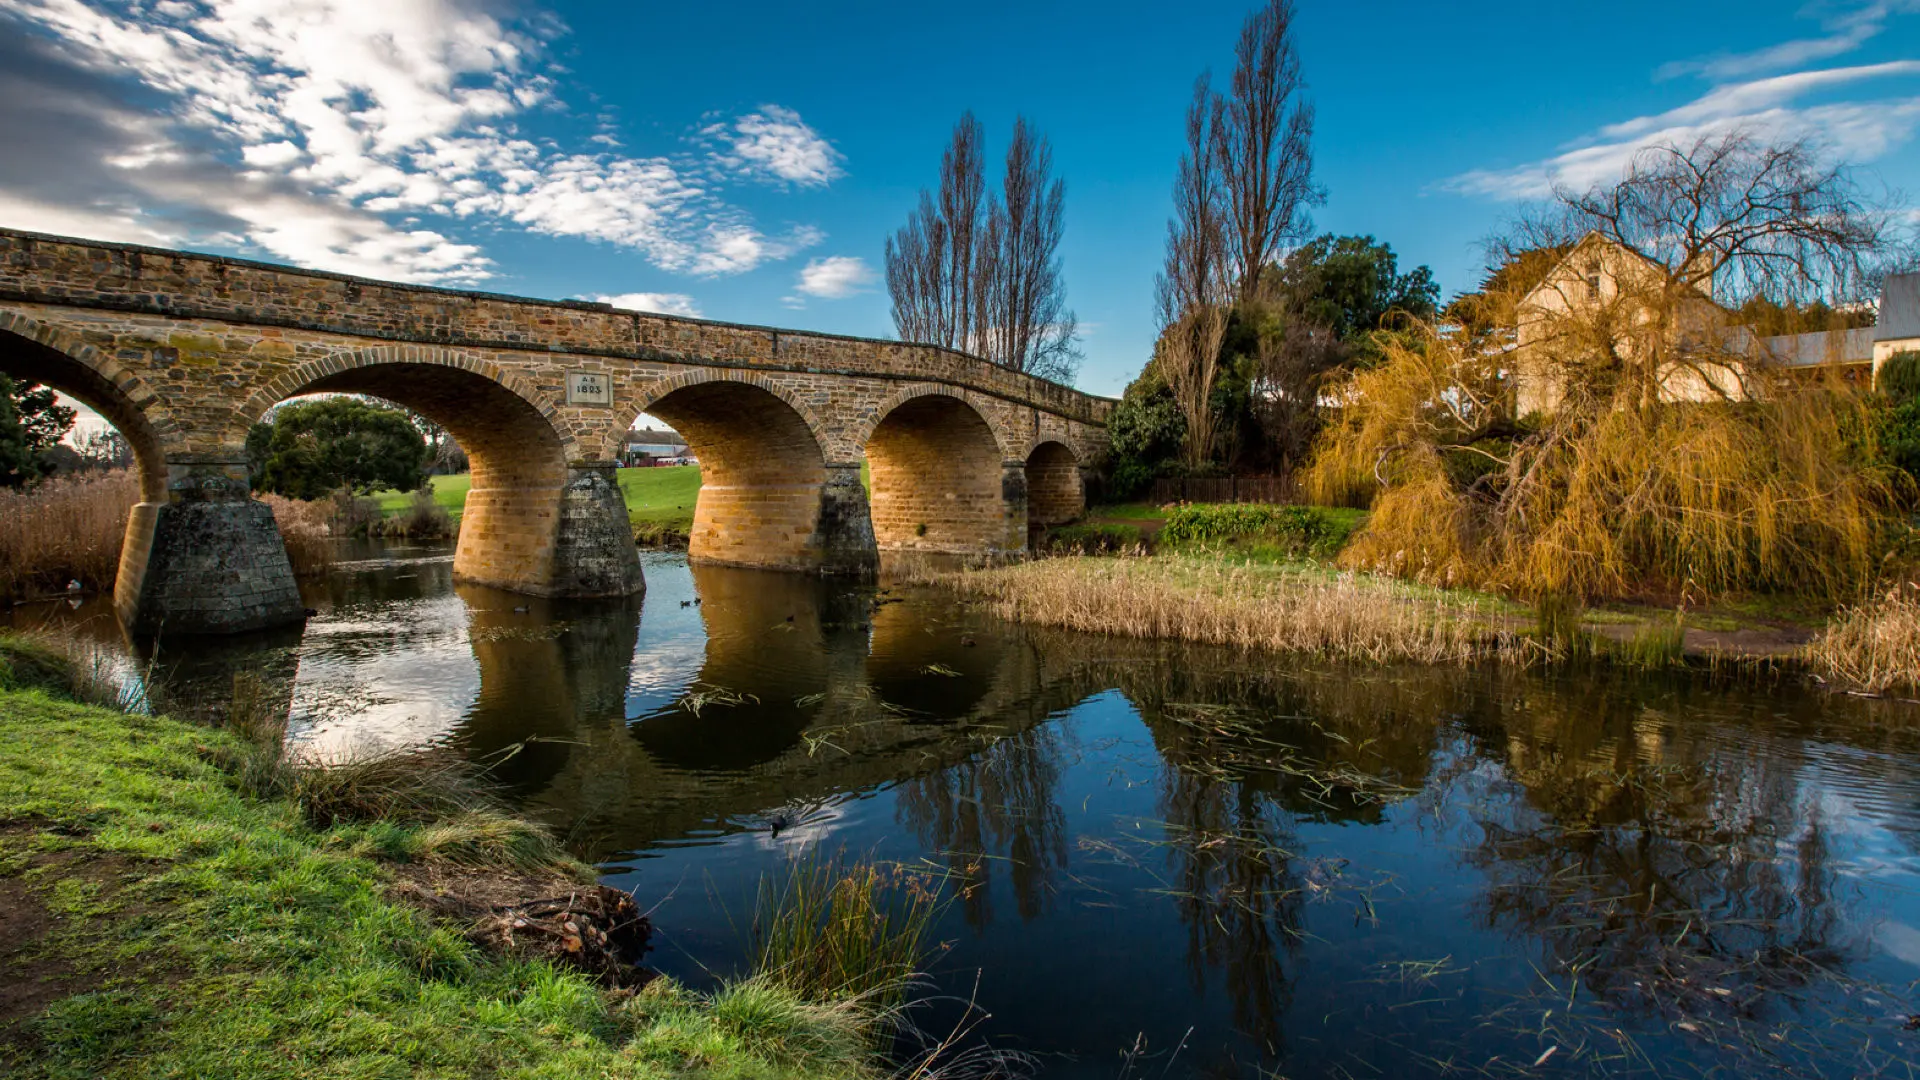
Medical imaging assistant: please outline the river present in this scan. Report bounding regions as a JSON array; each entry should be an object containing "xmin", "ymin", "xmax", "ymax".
[{"xmin": 14, "ymin": 541, "xmax": 1920, "ymax": 1078}]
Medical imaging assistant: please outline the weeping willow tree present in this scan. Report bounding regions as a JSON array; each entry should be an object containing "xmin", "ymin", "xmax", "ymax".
[{"xmin": 1308, "ymin": 132, "xmax": 1910, "ymax": 602}]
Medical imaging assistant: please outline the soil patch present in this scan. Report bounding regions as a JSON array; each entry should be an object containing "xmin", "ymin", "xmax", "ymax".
[{"xmin": 0, "ymin": 824, "xmax": 164, "ymax": 1053}]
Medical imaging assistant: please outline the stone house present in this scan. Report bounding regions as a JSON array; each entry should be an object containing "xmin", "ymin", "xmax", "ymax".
[{"xmin": 1511, "ymin": 233, "xmax": 1919, "ymax": 415}]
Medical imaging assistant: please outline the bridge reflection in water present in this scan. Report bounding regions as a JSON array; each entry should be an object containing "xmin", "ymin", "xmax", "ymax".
[{"xmin": 15, "ymin": 544, "xmax": 1920, "ymax": 1080}]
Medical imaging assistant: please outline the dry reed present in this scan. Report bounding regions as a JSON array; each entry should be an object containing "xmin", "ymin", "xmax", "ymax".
[
  {"xmin": 927, "ymin": 557, "xmax": 1517, "ymax": 665},
  {"xmin": 1806, "ymin": 582, "xmax": 1920, "ymax": 694},
  {"xmin": 0, "ymin": 469, "xmax": 139, "ymax": 600},
  {"xmin": 259, "ymin": 493, "xmax": 338, "ymax": 576}
]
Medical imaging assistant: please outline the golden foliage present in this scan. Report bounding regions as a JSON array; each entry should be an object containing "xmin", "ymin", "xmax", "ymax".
[{"xmin": 1315, "ymin": 318, "xmax": 1899, "ymax": 601}]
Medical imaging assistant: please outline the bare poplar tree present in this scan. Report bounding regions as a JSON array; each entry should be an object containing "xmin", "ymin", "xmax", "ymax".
[
  {"xmin": 983, "ymin": 118, "xmax": 1079, "ymax": 382},
  {"xmin": 938, "ymin": 113, "xmax": 987, "ymax": 351},
  {"xmin": 887, "ymin": 112, "xmax": 1080, "ymax": 383},
  {"xmin": 885, "ymin": 191, "xmax": 948, "ymax": 346},
  {"xmin": 1216, "ymin": 0, "xmax": 1318, "ymax": 301},
  {"xmin": 1156, "ymin": 77, "xmax": 1233, "ymax": 467}
]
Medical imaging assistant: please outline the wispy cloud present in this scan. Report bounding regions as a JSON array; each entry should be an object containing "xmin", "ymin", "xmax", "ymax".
[
  {"xmin": 709, "ymin": 105, "xmax": 845, "ymax": 187},
  {"xmin": 793, "ymin": 255, "xmax": 874, "ymax": 299},
  {"xmin": 0, "ymin": 0, "xmax": 839, "ymax": 282},
  {"xmin": 1447, "ymin": 61, "xmax": 1920, "ymax": 199},
  {"xmin": 587, "ymin": 291, "xmax": 702, "ymax": 318},
  {"xmin": 1657, "ymin": 0, "xmax": 1920, "ymax": 82}
]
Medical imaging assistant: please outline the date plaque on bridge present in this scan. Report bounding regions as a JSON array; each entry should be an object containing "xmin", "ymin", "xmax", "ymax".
[{"xmin": 566, "ymin": 371, "xmax": 613, "ymax": 406}]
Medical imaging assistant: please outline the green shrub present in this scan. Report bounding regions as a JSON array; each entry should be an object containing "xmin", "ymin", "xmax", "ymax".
[
  {"xmin": 1157, "ymin": 503, "xmax": 1336, "ymax": 556},
  {"xmin": 1881, "ymin": 350, "xmax": 1920, "ymax": 403}
]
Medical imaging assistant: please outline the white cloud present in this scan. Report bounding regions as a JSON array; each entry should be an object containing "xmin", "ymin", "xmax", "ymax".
[
  {"xmin": 714, "ymin": 104, "xmax": 844, "ymax": 187},
  {"xmin": 0, "ymin": 0, "xmax": 838, "ymax": 282},
  {"xmin": 793, "ymin": 254, "xmax": 873, "ymax": 299},
  {"xmin": 588, "ymin": 291, "xmax": 701, "ymax": 318},
  {"xmin": 1448, "ymin": 61, "xmax": 1920, "ymax": 199},
  {"xmin": 1657, "ymin": 0, "xmax": 1920, "ymax": 81}
]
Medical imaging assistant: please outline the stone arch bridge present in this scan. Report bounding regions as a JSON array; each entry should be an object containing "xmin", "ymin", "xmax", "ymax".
[{"xmin": 0, "ymin": 229, "xmax": 1111, "ymax": 634}]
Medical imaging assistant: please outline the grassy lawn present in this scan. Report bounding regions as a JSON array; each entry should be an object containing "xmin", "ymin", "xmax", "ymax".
[
  {"xmin": 375, "ymin": 466, "xmax": 703, "ymax": 531},
  {"xmin": 0, "ymin": 648, "xmax": 889, "ymax": 1079}
]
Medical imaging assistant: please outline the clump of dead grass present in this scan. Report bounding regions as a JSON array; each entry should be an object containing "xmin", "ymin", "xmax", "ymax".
[
  {"xmin": 0, "ymin": 469, "xmax": 140, "ymax": 600},
  {"xmin": 1806, "ymin": 582, "xmax": 1920, "ymax": 694},
  {"xmin": 257, "ymin": 493, "xmax": 338, "ymax": 576},
  {"xmin": 932, "ymin": 556, "xmax": 1517, "ymax": 664}
]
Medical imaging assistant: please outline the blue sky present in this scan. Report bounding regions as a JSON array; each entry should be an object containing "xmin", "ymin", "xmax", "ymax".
[{"xmin": 1, "ymin": 0, "xmax": 1917, "ymax": 399}]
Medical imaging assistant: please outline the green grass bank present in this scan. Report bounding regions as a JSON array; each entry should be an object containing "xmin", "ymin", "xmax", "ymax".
[
  {"xmin": 0, "ymin": 650, "xmax": 906, "ymax": 1079},
  {"xmin": 376, "ymin": 466, "xmax": 704, "ymax": 534}
]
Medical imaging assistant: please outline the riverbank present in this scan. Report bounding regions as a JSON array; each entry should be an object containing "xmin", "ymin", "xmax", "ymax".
[
  {"xmin": 0, "ymin": 647, "xmax": 902, "ymax": 1078},
  {"xmin": 922, "ymin": 543, "xmax": 1918, "ymax": 692},
  {"xmin": 376, "ymin": 466, "xmax": 702, "ymax": 536}
]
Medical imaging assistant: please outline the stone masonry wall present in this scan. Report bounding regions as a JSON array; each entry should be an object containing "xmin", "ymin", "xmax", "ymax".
[{"xmin": 0, "ymin": 228, "xmax": 1111, "ymax": 627}]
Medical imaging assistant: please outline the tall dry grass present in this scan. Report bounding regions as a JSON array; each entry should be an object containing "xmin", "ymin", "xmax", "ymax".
[
  {"xmin": 1806, "ymin": 583, "xmax": 1920, "ymax": 694},
  {"xmin": 259, "ymin": 493, "xmax": 339, "ymax": 576},
  {"xmin": 928, "ymin": 557, "xmax": 1516, "ymax": 664},
  {"xmin": 0, "ymin": 469, "xmax": 139, "ymax": 600}
]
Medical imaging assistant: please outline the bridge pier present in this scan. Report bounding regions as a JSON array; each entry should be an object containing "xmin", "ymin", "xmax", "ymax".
[
  {"xmin": 116, "ymin": 457, "xmax": 305, "ymax": 635},
  {"xmin": 1000, "ymin": 460, "xmax": 1031, "ymax": 552},
  {"xmin": 551, "ymin": 463, "xmax": 646, "ymax": 597},
  {"xmin": 817, "ymin": 463, "xmax": 880, "ymax": 575}
]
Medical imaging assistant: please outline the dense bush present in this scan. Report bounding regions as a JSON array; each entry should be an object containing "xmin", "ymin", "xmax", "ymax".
[
  {"xmin": 1158, "ymin": 503, "xmax": 1335, "ymax": 555},
  {"xmin": 248, "ymin": 396, "xmax": 429, "ymax": 499},
  {"xmin": 1882, "ymin": 352, "xmax": 1920, "ymax": 485}
]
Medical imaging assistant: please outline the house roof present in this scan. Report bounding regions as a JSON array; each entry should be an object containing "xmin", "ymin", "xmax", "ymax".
[
  {"xmin": 1517, "ymin": 232, "xmax": 1722, "ymax": 312},
  {"xmin": 1879, "ymin": 272, "xmax": 1920, "ymax": 342}
]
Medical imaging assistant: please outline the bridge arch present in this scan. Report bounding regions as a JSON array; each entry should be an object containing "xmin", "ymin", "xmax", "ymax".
[
  {"xmin": 862, "ymin": 387, "xmax": 1019, "ymax": 554},
  {"xmin": 1025, "ymin": 440, "xmax": 1084, "ymax": 527},
  {"xmin": 0, "ymin": 312, "xmax": 173, "ymax": 502},
  {"xmin": 246, "ymin": 346, "xmax": 634, "ymax": 597},
  {"xmin": 628, "ymin": 371, "xmax": 871, "ymax": 572}
]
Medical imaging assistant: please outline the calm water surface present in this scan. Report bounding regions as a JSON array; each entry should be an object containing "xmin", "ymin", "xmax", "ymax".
[{"xmin": 16, "ymin": 541, "xmax": 1920, "ymax": 1078}]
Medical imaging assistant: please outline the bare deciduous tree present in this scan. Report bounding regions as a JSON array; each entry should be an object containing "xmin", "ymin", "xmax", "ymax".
[
  {"xmin": 1156, "ymin": 78, "xmax": 1233, "ymax": 467},
  {"xmin": 1216, "ymin": 0, "xmax": 1318, "ymax": 301},
  {"xmin": 981, "ymin": 118, "xmax": 1079, "ymax": 382},
  {"xmin": 887, "ymin": 113, "xmax": 1080, "ymax": 383}
]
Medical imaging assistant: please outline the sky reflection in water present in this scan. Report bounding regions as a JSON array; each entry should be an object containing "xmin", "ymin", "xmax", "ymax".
[{"xmin": 20, "ymin": 544, "xmax": 1920, "ymax": 1078}]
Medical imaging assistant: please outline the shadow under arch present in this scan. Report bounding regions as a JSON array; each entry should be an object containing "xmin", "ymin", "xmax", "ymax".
[
  {"xmin": 1026, "ymin": 440, "xmax": 1083, "ymax": 527},
  {"xmin": 630, "ymin": 374, "xmax": 875, "ymax": 573},
  {"xmin": 865, "ymin": 390, "xmax": 1016, "ymax": 554},
  {"xmin": 248, "ymin": 350, "xmax": 639, "ymax": 597}
]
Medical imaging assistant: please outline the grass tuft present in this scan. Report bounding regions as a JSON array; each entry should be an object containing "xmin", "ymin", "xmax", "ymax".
[{"xmin": 752, "ymin": 850, "xmax": 944, "ymax": 1016}]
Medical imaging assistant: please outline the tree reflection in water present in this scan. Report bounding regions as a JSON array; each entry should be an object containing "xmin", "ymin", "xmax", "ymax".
[
  {"xmin": 896, "ymin": 723, "xmax": 1072, "ymax": 928},
  {"xmin": 25, "ymin": 550, "xmax": 1920, "ymax": 1079}
]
